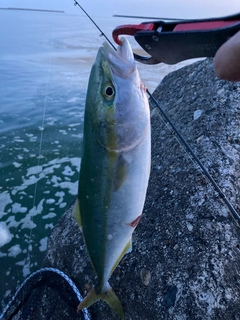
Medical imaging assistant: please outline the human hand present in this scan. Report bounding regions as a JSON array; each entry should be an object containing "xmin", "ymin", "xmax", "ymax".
[{"xmin": 214, "ymin": 30, "xmax": 240, "ymax": 81}]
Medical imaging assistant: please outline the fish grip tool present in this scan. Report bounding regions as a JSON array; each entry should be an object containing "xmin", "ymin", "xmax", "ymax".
[{"xmin": 112, "ymin": 12, "xmax": 240, "ymax": 64}]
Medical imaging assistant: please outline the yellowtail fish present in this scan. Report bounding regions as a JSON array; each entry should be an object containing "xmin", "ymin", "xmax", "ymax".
[{"xmin": 73, "ymin": 37, "xmax": 151, "ymax": 319}]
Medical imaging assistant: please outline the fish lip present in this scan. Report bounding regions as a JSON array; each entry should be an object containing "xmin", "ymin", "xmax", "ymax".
[{"xmin": 101, "ymin": 37, "xmax": 135, "ymax": 78}]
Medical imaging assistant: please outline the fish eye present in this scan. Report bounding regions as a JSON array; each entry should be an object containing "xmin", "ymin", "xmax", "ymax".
[
  {"xmin": 106, "ymin": 86, "xmax": 114, "ymax": 96},
  {"xmin": 102, "ymin": 83, "xmax": 115, "ymax": 101}
]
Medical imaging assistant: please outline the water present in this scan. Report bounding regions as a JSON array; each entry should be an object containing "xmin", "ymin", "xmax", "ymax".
[{"xmin": 0, "ymin": 9, "xmax": 195, "ymax": 303}]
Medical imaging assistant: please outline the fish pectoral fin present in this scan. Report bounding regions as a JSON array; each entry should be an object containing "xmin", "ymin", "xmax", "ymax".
[
  {"xmin": 72, "ymin": 198, "xmax": 82, "ymax": 228},
  {"xmin": 113, "ymin": 153, "xmax": 131, "ymax": 192},
  {"xmin": 77, "ymin": 284, "xmax": 124, "ymax": 320}
]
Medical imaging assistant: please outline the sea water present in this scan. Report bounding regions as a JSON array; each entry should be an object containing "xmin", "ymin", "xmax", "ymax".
[{"xmin": 0, "ymin": 9, "xmax": 195, "ymax": 303}]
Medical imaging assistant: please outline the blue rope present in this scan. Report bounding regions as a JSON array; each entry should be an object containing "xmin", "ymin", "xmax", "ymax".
[{"xmin": 0, "ymin": 267, "xmax": 91, "ymax": 320}]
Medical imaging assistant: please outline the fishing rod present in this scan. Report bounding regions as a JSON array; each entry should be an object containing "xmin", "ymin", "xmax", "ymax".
[
  {"xmin": 72, "ymin": 1, "xmax": 240, "ymax": 227},
  {"xmin": 112, "ymin": 14, "xmax": 185, "ymax": 21},
  {"xmin": 73, "ymin": 0, "xmax": 116, "ymax": 51},
  {"xmin": 148, "ymin": 90, "xmax": 240, "ymax": 226}
]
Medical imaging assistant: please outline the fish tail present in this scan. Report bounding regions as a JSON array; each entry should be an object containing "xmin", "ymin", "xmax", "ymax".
[
  {"xmin": 101, "ymin": 285, "xmax": 124, "ymax": 319},
  {"xmin": 77, "ymin": 284, "xmax": 124, "ymax": 319}
]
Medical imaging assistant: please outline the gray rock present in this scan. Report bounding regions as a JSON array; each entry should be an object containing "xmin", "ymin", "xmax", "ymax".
[{"xmin": 43, "ymin": 58, "xmax": 240, "ymax": 319}]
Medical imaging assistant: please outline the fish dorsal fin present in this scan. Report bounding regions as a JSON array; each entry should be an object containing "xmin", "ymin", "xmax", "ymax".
[{"xmin": 72, "ymin": 198, "xmax": 82, "ymax": 228}]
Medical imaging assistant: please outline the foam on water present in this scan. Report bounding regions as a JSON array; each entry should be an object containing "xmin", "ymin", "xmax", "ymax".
[
  {"xmin": 39, "ymin": 237, "xmax": 48, "ymax": 252},
  {"xmin": 62, "ymin": 165, "xmax": 75, "ymax": 176},
  {"xmin": 0, "ymin": 222, "xmax": 13, "ymax": 248},
  {"xmin": 45, "ymin": 223, "xmax": 54, "ymax": 230},
  {"xmin": 26, "ymin": 165, "xmax": 43, "ymax": 176},
  {"xmin": 11, "ymin": 203, "xmax": 27, "ymax": 214},
  {"xmin": 0, "ymin": 191, "xmax": 12, "ymax": 218},
  {"xmin": 8, "ymin": 244, "xmax": 21, "ymax": 257},
  {"xmin": 45, "ymin": 199, "xmax": 55, "ymax": 204},
  {"xmin": 67, "ymin": 97, "xmax": 81, "ymax": 103},
  {"xmin": 42, "ymin": 212, "xmax": 57, "ymax": 219},
  {"xmin": 13, "ymin": 162, "xmax": 22, "ymax": 168},
  {"xmin": 1, "ymin": 153, "xmax": 81, "ymax": 299}
]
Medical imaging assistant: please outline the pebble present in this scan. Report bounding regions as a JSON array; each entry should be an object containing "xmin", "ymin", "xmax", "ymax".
[
  {"xmin": 217, "ymin": 88, "xmax": 225, "ymax": 95},
  {"xmin": 193, "ymin": 109, "xmax": 203, "ymax": 120},
  {"xmin": 140, "ymin": 268, "xmax": 151, "ymax": 286},
  {"xmin": 196, "ymin": 135, "xmax": 204, "ymax": 143},
  {"xmin": 150, "ymin": 108, "xmax": 159, "ymax": 118},
  {"xmin": 186, "ymin": 221, "xmax": 193, "ymax": 232}
]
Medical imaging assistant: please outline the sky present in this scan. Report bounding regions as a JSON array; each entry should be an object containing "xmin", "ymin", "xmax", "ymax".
[{"xmin": 0, "ymin": 0, "xmax": 239, "ymax": 18}]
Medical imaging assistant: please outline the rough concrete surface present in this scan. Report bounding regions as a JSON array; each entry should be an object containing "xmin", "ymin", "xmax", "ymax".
[{"xmin": 43, "ymin": 58, "xmax": 240, "ymax": 320}]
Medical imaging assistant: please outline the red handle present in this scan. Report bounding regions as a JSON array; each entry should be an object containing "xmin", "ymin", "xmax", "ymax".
[
  {"xmin": 112, "ymin": 23, "xmax": 155, "ymax": 45},
  {"xmin": 112, "ymin": 20, "xmax": 240, "ymax": 46}
]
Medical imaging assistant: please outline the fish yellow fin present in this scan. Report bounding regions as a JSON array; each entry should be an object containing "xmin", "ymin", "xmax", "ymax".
[
  {"xmin": 110, "ymin": 238, "xmax": 132, "ymax": 276},
  {"xmin": 77, "ymin": 284, "xmax": 124, "ymax": 319},
  {"xmin": 113, "ymin": 154, "xmax": 131, "ymax": 191},
  {"xmin": 125, "ymin": 238, "xmax": 132, "ymax": 254},
  {"xmin": 72, "ymin": 198, "xmax": 82, "ymax": 228}
]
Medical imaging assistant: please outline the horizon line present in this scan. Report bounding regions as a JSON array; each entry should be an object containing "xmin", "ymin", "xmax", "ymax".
[{"xmin": 0, "ymin": 7, "xmax": 65, "ymax": 13}]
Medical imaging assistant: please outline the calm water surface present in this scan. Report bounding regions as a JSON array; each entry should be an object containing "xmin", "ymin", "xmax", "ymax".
[{"xmin": 0, "ymin": 9, "xmax": 194, "ymax": 304}]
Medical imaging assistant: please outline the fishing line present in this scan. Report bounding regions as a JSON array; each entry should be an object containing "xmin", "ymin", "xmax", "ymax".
[
  {"xmin": 26, "ymin": 30, "xmax": 53, "ymax": 268},
  {"xmin": 71, "ymin": 1, "xmax": 240, "ymax": 226}
]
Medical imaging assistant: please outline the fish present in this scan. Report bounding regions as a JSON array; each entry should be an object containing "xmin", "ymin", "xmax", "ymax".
[{"xmin": 73, "ymin": 37, "xmax": 151, "ymax": 319}]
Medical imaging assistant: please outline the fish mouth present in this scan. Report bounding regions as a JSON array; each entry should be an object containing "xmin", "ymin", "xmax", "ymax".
[{"xmin": 100, "ymin": 37, "xmax": 135, "ymax": 78}]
